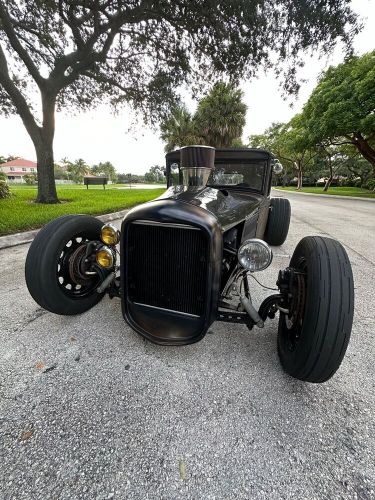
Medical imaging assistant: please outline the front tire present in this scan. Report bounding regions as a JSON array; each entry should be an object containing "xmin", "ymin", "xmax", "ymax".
[
  {"xmin": 25, "ymin": 215, "xmax": 107, "ymax": 315},
  {"xmin": 277, "ymin": 236, "xmax": 354, "ymax": 383}
]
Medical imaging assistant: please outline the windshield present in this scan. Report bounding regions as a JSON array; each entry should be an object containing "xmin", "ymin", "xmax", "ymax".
[
  {"xmin": 167, "ymin": 160, "xmax": 267, "ymax": 191},
  {"xmin": 207, "ymin": 161, "xmax": 266, "ymax": 191}
]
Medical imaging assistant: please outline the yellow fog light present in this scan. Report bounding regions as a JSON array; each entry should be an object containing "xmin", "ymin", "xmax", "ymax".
[
  {"xmin": 96, "ymin": 246, "xmax": 114, "ymax": 268},
  {"xmin": 100, "ymin": 223, "xmax": 120, "ymax": 246}
]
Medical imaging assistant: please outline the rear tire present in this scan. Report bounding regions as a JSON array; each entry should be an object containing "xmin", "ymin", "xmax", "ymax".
[
  {"xmin": 25, "ymin": 215, "xmax": 106, "ymax": 315},
  {"xmin": 277, "ymin": 236, "xmax": 354, "ymax": 383},
  {"xmin": 264, "ymin": 198, "xmax": 291, "ymax": 246}
]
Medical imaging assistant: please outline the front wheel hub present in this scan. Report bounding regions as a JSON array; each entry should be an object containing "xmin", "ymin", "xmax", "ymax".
[{"xmin": 68, "ymin": 244, "xmax": 94, "ymax": 284}]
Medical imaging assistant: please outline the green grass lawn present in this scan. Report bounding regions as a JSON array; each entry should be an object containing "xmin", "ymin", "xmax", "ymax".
[
  {"xmin": 274, "ymin": 186, "xmax": 375, "ymax": 198},
  {"xmin": 0, "ymin": 185, "xmax": 165, "ymax": 236}
]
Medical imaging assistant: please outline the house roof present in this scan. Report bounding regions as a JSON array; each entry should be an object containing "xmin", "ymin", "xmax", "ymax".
[{"xmin": 1, "ymin": 158, "xmax": 37, "ymax": 168}]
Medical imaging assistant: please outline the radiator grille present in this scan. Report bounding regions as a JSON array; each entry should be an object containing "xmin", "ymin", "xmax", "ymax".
[{"xmin": 126, "ymin": 222, "xmax": 208, "ymax": 316}]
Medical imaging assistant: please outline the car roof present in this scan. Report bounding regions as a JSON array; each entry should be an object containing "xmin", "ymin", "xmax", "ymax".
[{"xmin": 165, "ymin": 147, "xmax": 274, "ymax": 162}]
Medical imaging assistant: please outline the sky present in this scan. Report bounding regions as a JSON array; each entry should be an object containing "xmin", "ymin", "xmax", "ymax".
[{"xmin": 0, "ymin": 0, "xmax": 374, "ymax": 175}]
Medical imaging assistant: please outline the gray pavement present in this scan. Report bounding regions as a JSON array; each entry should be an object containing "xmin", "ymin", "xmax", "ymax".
[{"xmin": 1, "ymin": 192, "xmax": 374, "ymax": 499}]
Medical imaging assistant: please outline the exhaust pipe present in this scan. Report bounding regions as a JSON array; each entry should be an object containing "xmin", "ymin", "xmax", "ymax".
[{"xmin": 180, "ymin": 145, "xmax": 215, "ymax": 189}]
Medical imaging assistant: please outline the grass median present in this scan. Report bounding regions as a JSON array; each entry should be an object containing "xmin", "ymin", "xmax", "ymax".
[
  {"xmin": 0, "ymin": 185, "xmax": 166, "ymax": 236},
  {"xmin": 274, "ymin": 186, "xmax": 375, "ymax": 198}
]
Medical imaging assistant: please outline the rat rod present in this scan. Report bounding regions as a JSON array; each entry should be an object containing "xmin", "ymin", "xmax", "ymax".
[{"xmin": 25, "ymin": 146, "xmax": 354, "ymax": 383}]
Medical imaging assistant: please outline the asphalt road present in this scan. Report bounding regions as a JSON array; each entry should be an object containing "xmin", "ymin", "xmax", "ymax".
[{"xmin": 1, "ymin": 192, "xmax": 374, "ymax": 500}]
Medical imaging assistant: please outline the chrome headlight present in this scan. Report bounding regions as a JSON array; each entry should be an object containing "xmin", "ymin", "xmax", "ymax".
[
  {"xmin": 238, "ymin": 239, "xmax": 273, "ymax": 272},
  {"xmin": 96, "ymin": 246, "xmax": 114, "ymax": 268},
  {"xmin": 100, "ymin": 223, "xmax": 120, "ymax": 246}
]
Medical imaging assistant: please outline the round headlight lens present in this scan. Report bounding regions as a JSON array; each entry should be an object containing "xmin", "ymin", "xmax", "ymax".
[
  {"xmin": 96, "ymin": 246, "xmax": 114, "ymax": 268},
  {"xmin": 100, "ymin": 223, "xmax": 120, "ymax": 246},
  {"xmin": 238, "ymin": 239, "xmax": 273, "ymax": 272}
]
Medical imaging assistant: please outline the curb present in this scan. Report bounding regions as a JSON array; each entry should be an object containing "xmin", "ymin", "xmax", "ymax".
[
  {"xmin": 0, "ymin": 209, "xmax": 129, "ymax": 251},
  {"xmin": 272, "ymin": 188, "xmax": 375, "ymax": 202}
]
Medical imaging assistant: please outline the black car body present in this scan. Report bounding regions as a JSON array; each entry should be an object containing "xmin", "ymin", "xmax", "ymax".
[
  {"xmin": 121, "ymin": 148, "xmax": 274, "ymax": 345},
  {"xmin": 25, "ymin": 145, "xmax": 354, "ymax": 383}
]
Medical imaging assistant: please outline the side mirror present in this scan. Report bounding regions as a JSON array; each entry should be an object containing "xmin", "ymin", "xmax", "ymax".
[{"xmin": 272, "ymin": 160, "xmax": 283, "ymax": 175}]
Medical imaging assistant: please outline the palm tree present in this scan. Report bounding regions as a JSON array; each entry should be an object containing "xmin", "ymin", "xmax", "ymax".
[
  {"xmin": 194, "ymin": 82, "xmax": 247, "ymax": 147},
  {"xmin": 160, "ymin": 105, "xmax": 199, "ymax": 152},
  {"xmin": 66, "ymin": 158, "xmax": 91, "ymax": 183}
]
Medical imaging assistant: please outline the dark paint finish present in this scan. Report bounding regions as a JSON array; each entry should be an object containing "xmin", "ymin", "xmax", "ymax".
[
  {"xmin": 121, "ymin": 200, "xmax": 223, "ymax": 345},
  {"xmin": 121, "ymin": 147, "xmax": 274, "ymax": 345},
  {"xmin": 156, "ymin": 186, "xmax": 263, "ymax": 233}
]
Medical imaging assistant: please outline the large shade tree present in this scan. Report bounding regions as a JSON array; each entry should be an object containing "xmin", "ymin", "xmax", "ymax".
[
  {"xmin": 0, "ymin": 0, "xmax": 359, "ymax": 202},
  {"xmin": 249, "ymin": 116, "xmax": 316, "ymax": 189},
  {"xmin": 301, "ymin": 51, "xmax": 375, "ymax": 175}
]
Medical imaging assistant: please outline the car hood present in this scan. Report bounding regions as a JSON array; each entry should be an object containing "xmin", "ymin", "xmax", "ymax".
[{"xmin": 156, "ymin": 186, "xmax": 262, "ymax": 232}]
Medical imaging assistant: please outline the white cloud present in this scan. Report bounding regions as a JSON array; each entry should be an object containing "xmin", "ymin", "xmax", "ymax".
[{"xmin": 0, "ymin": 0, "xmax": 373, "ymax": 174}]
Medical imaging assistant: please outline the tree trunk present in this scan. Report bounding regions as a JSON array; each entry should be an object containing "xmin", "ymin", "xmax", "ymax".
[
  {"xmin": 35, "ymin": 94, "xmax": 59, "ymax": 203},
  {"xmin": 295, "ymin": 161, "xmax": 303, "ymax": 190},
  {"xmin": 323, "ymin": 177, "xmax": 333, "ymax": 191},
  {"xmin": 353, "ymin": 133, "xmax": 375, "ymax": 177},
  {"xmin": 323, "ymin": 160, "xmax": 333, "ymax": 192},
  {"xmin": 35, "ymin": 139, "xmax": 59, "ymax": 203}
]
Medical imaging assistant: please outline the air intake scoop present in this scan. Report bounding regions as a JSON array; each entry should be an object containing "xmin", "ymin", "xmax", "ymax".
[{"xmin": 180, "ymin": 145, "xmax": 215, "ymax": 188}]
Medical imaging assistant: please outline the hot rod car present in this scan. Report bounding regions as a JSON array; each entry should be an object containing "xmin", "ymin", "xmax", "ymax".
[{"xmin": 25, "ymin": 146, "xmax": 354, "ymax": 383}]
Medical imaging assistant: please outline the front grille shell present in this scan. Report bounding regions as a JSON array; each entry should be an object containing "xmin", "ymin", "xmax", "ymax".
[{"xmin": 121, "ymin": 200, "xmax": 222, "ymax": 345}]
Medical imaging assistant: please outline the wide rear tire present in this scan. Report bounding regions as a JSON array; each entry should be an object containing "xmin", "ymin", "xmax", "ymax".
[
  {"xmin": 264, "ymin": 198, "xmax": 291, "ymax": 246},
  {"xmin": 25, "ymin": 215, "xmax": 106, "ymax": 315},
  {"xmin": 277, "ymin": 236, "xmax": 354, "ymax": 383}
]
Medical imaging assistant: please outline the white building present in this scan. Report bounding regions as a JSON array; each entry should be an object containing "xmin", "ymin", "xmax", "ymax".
[{"xmin": 0, "ymin": 158, "xmax": 37, "ymax": 183}]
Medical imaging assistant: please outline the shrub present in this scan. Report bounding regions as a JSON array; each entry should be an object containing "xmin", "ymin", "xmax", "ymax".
[
  {"xmin": 0, "ymin": 180, "xmax": 11, "ymax": 199},
  {"xmin": 23, "ymin": 174, "xmax": 37, "ymax": 185},
  {"xmin": 364, "ymin": 178, "xmax": 375, "ymax": 191},
  {"xmin": 0, "ymin": 171, "xmax": 7, "ymax": 182}
]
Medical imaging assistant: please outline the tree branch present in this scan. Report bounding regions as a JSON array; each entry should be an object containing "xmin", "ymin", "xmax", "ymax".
[
  {"xmin": 0, "ymin": 0, "xmax": 45, "ymax": 89},
  {"xmin": 0, "ymin": 43, "xmax": 41, "ymax": 141}
]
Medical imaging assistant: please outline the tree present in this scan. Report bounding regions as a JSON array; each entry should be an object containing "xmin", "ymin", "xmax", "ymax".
[
  {"xmin": 54, "ymin": 163, "xmax": 68, "ymax": 180},
  {"xmin": 144, "ymin": 165, "xmax": 165, "ymax": 183},
  {"xmin": 194, "ymin": 82, "xmax": 247, "ymax": 147},
  {"xmin": 345, "ymin": 155, "xmax": 373, "ymax": 186},
  {"xmin": 0, "ymin": 1, "xmax": 359, "ymax": 203},
  {"xmin": 301, "ymin": 51, "xmax": 375, "ymax": 176},
  {"xmin": 249, "ymin": 117, "xmax": 317, "ymax": 189},
  {"xmin": 160, "ymin": 82, "xmax": 247, "ymax": 150},
  {"xmin": 91, "ymin": 161, "xmax": 117, "ymax": 183},
  {"xmin": 0, "ymin": 154, "xmax": 18, "ymax": 164},
  {"xmin": 160, "ymin": 106, "xmax": 198, "ymax": 153},
  {"xmin": 64, "ymin": 158, "xmax": 90, "ymax": 184}
]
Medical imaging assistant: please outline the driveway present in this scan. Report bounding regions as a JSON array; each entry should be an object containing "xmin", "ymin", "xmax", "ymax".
[{"xmin": 1, "ymin": 192, "xmax": 374, "ymax": 499}]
